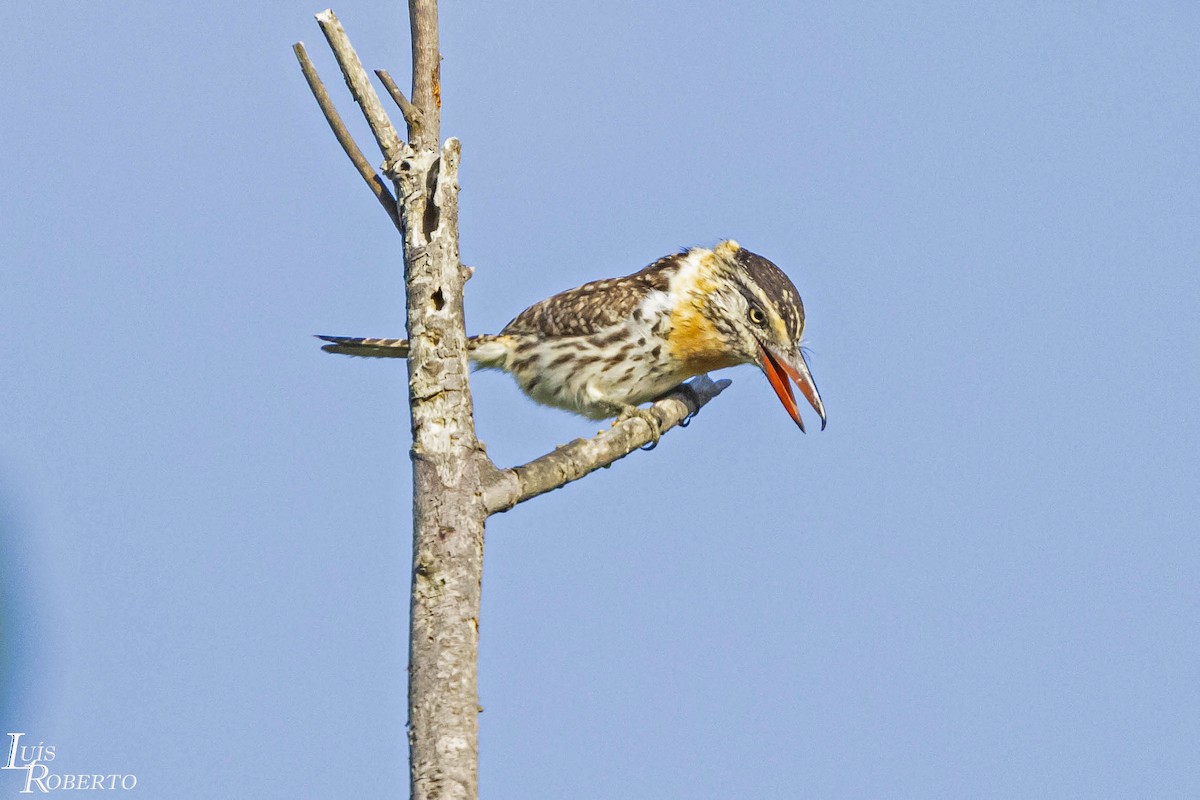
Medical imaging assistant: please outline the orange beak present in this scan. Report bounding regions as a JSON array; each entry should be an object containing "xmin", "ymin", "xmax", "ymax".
[{"xmin": 756, "ymin": 342, "xmax": 826, "ymax": 433}]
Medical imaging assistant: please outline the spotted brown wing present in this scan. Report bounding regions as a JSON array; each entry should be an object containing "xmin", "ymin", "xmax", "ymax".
[{"xmin": 501, "ymin": 253, "xmax": 684, "ymax": 337}]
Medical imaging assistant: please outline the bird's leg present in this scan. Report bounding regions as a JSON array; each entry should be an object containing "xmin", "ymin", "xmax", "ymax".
[{"xmin": 614, "ymin": 404, "xmax": 662, "ymax": 448}]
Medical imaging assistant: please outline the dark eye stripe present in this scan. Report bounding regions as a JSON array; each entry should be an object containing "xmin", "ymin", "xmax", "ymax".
[{"xmin": 733, "ymin": 249, "xmax": 806, "ymax": 342}]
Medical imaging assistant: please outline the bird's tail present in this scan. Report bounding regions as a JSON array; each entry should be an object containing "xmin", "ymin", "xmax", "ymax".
[
  {"xmin": 318, "ymin": 335, "xmax": 410, "ymax": 358},
  {"xmin": 317, "ymin": 334, "xmax": 509, "ymax": 368}
]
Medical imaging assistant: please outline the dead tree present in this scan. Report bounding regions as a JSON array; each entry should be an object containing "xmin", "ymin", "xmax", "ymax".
[{"xmin": 295, "ymin": 5, "xmax": 729, "ymax": 798}]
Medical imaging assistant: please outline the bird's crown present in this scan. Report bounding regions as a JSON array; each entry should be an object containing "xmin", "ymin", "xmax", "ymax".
[{"xmin": 702, "ymin": 240, "xmax": 807, "ymax": 348}]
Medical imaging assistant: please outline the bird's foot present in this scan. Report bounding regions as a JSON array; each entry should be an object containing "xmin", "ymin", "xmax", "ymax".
[{"xmin": 615, "ymin": 405, "xmax": 662, "ymax": 450}]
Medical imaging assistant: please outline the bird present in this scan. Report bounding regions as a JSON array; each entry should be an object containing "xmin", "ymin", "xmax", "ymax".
[{"xmin": 318, "ymin": 240, "xmax": 826, "ymax": 436}]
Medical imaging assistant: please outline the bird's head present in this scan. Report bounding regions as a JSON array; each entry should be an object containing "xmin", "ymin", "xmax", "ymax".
[{"xmin": 700, "ymin": 240, "xmax": 826, "ymax": 432}]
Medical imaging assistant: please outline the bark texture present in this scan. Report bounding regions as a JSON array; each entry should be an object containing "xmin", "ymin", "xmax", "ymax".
[
  {"xmin": 391, "ymin": 137, "xmax": 492, "ymax": 800},
  {"xmin": 392, "ymin": 4, "xmax": 487, "ymax": 796}
]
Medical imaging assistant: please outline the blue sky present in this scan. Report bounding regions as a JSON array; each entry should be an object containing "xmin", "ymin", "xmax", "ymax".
[{"xmin": 2, "ymin": 2, "xmax": 1197, "ymax": 797}]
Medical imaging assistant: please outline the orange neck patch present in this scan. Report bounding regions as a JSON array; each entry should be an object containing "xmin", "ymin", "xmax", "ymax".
[{"xmin": 667, "ymin": 299, "xmax": 742, "ymax": 374}]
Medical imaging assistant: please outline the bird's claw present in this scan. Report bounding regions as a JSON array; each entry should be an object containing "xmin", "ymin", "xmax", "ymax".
[{"xmin": 615, "ymin": 405, "xmax": 662, "ymax": 450}]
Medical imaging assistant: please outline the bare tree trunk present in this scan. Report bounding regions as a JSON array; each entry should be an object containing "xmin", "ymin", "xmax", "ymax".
[
  {"xmin": 395, "ymin": 5, "xmax": 489, "ymax": 797},
  {"xmin": 398, "ymin": 138, "xmax": 486, "ymax": 798}
]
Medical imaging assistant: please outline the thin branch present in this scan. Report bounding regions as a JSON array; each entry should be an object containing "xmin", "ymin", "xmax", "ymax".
[
  {"xmin": 483, "ymin": 376, "xmax": 733, "ymax": 515},
  {"xmin": 314, "ymin": 9, "xmax": 405, "ymax": 162},
  {"xmin": 375, "ymin": 69, "xmax": 423, "ymax": 133},
  {"xmin": 408, "ymin": 0, "xmax": 441, "ymax": 150},
  {"xmin": 293, "ymin": 42, "xmax": 402, "ymax": 233}
]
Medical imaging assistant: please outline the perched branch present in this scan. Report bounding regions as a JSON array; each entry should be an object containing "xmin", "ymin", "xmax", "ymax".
[
  {"xmin": 483, "ymin": 376, "xmax": 733, "ymax": 515},
  {"xmin": 375, "ymin": 69, "xmax": 423, "ymax": 133},
  {"xmin": 315, "ymin": 9, "xmax": 405, "ymax": 162},
  {"xmin": 293, "ymin": 42, "xmax": 402, "ymax": 233}
]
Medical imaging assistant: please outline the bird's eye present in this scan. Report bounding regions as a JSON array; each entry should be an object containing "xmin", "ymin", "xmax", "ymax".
[{"xmin": 748, "ymin": 306, "xmax": 767, "ymax": 326}]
